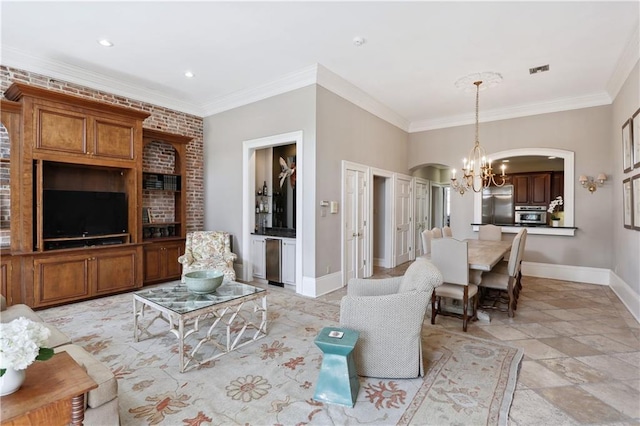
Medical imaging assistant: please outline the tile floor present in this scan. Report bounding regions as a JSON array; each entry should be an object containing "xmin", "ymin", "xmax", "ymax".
[{"xmin": 313, "ymin": 263, "xmax": 640, "ymax": 425}]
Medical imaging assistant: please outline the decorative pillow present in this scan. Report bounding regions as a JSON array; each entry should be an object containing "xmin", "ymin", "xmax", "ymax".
[{"xmin": 398, "ymin": 258, "xmax": 442, "ymax": 293}]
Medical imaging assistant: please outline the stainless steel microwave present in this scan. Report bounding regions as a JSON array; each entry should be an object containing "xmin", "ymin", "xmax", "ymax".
[{"xmin": 514, "ymin": 206, "xmax": 547, "ymax": 225}]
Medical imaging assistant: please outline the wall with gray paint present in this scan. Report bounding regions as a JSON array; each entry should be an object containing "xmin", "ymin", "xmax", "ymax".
[
  {"xmin": 408, "ymin": 105, "xmax": 614, "ymax": 269},
  {"xmin": 203, "ymin": 86, "xmax": 316, "ymax": 275},
  {"xmin": 611, "ymin": 61, "xmax": 640, "ymax": 296},
  {"xmin": 316, "ymin": 86, "xmax": 408, "ymax": 277}
]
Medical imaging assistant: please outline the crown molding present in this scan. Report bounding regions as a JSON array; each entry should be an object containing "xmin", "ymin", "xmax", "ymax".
[
  {"xmin": 606, "ymin": 23, "xmax": 640, "ymax": 100},
  {"xmin": 315, "ymin": 64, "xmax": 410, "ymax": 132},
  {"xmin": 1, "ymin": 46, "xmax": 205, "ymax": 116},
  {"xmin": 408, "ymin": 91, "xmax": 612, "ymax": 133},
  {"xmin": 200, "ymin": 64, "xmax": 318, "ymax": 116}
]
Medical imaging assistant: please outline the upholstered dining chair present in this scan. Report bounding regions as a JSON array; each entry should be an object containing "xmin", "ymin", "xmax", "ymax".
[
  {"xmin": 431, "ymin": 227, "xmax": 443, "ymax": 239},
  {"xmin": 430, "ymin": 238, "xmax": 481, "ymax": 332},
  {"xmin": 478, "ymin": 224, "xmax": 502, "ymax": 241},
  {"xmin": 178, "ymin": 231, "xmax": 237, "ymax": 283},
  {"xmin": 478, "ymin": 229, "xmax": 526, "ymax": 317},
  {"xmin": 421, "ymin": 229, "xmax": 434, "ymax": 256},
  {"xmin": 340, "ymin": 258, "xmax": 443, "ymax": 378},
  {"xmin": 442, "ymin": 226, "xmax": 453, "ymax": 237}
]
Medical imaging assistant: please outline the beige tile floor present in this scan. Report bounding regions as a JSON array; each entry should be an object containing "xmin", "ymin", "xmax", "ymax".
[{"xmin": 312, "ymin": 263, "xmax": 640, "ymax": 425}]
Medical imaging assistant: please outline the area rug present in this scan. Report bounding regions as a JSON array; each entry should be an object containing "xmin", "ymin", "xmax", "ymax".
[{"xmin": 38, "ymin": 283, "xmax": 522, "ymax": 425}]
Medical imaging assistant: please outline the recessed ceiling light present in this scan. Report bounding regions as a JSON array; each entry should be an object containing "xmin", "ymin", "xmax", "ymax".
[
  {"xmin": 548, "ymin": 156, "xmax": 556, "ymax": 159},
  {"xmin": 502, "ymin": 159, "xmax": 510, "ymax": 163},
  {"xmin": 184, "ymin": 71, "xmax": 195, "ymax": 78},
  {"xmin": 98, "ymin": 39, "xmax": 114, "ymax": 47}
]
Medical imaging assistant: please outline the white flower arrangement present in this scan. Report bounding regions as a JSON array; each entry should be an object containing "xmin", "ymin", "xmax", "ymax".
[
  {"xmin": 0, "ymin": 317, "xmax": 54, "ymax": 376},
  {"xmin": 547, "ymin": 196, "xmax": 563, "ymax": 219}
]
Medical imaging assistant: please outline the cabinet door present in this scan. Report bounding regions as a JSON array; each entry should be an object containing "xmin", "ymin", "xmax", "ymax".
[
  {"xmin": 513, "ymin": 175, "xmax": 530, "ymax": 204},
  {"xmin": 93, "ymin": 117, "xmax": 136, "ymax": 160},
  {"xmin": 35, "ymin": 104, "xmax": 88, "ymax": 155},
  {"xmin": 282, "ymin": 240, "xmax": 296, "ymax": 285},
  {"xmin": 164, "ymin": 242, "xmax": 184, "ymax": 280},
  {"xmin": 252, "ymin": 237, "xmax": 266, "ymax": 279},
  {"xmin": 551, "ymin": 172, "xmax": 564, "ymax": 202},
  {"xmin": 33, "ymin": 255, "xmax": 91, "ymax": 307},
  {"xmin": 1, "ymin": 255, "xmax": 11, "ymax": 303},
  {"xmin": 530, "ymin": 173, "xmax": 551, "ymax": 205},
  {"xmin": 94, "ymin": 248, "xmax": 139, "ymax": 295},
  {"xmin": 143, "ymin": 244, "xmax": 164, "ymax": 283}
]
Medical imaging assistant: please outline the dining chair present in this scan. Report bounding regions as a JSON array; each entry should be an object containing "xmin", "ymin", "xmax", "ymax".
[
  {"xmin": 478, "ymin": 224, "xmax": 502, "ymax": 241},
  {"xmin": 421, "ymin": 229, "xmax": 434, "ymax": 256},
  {"xmin": 442, "ymin": 226, "xmax": 453, "ymax": 237},
  {"xmin": 431, "ymin": 227, "xmax": 443, "ymax": 239},
  {"xmin": 478, "ymin": 229, "xmax": 526, "ymax": 317},
  {"xmin": 430, "ymin": 238, "xmax": 479, "ymax": 332}
]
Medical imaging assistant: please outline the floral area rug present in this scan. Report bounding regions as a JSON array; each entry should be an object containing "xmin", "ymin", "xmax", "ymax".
[{"xmin": 38, "ymin": 283, "xmax": 522, "ymax": 426}]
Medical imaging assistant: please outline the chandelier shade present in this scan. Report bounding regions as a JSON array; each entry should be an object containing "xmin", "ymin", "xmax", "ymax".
[{"xmin": 451, "ymin": 74, "xmax": 506, "ymax": 195}]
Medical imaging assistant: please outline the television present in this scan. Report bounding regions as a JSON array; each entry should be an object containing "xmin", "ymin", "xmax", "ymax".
[{"xmin": 43, "ymin": 190, "xmax": 128, "ymax": 238}]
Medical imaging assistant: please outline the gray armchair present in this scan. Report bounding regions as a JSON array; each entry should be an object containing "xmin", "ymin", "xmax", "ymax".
[{"xmin": 339, "ymin": 258, "xmax": 443, "ymax": 378}]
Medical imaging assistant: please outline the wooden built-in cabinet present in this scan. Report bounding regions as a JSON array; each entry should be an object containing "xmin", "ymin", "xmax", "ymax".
[
  {"xmin": 141, "ymin": 129, "xmax": 190, "ymax": 285},
  {"xmin": 143, "ymin": 240, "xmax": 184, "ymax": 284},
  {"xmin": 1, "ymin": 253, "xmax": 11, "ymax": 302},
  {"xmin": 3, "ymin": 83, "xmax": 152, "ymax": 307},
  {"xmin": 32, "ymin": 245, "xmax": 142, "ymax": 308},
  {"xmin": 513, "ymin": 172, "xmax": 551, "ymax": 206}
]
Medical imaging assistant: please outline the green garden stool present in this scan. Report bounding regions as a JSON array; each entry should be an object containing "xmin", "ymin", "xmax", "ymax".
[{"xmin": 313, "ymin": 326, "xmax": 360, "ymax": 407}]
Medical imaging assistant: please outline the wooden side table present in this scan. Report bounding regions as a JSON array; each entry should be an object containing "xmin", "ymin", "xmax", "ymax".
[{"xmin": 1, "ymin": 351, "xmax": 97, "ymax": 426}]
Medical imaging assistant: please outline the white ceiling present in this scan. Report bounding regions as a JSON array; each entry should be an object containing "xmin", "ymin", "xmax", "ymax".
[{"xmin": 1, "ymin": 1, "xmax": 638, "ymax": 132}]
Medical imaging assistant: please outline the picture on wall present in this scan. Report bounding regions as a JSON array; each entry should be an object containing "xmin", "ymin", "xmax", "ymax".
[
  {"xmin": 623, "ymin": 178, "xmax": 632, "ymax": 229},
  {"xmin": 633, "ymin": 108, "xmax": 640, "ymax": 169},
  {"xmin": 633, "ymin": 174, "xmax": 640, "ymax": 231},
  {"xmin": 623, "ymin": 118, "xmax": 633, "ymax": 172}
]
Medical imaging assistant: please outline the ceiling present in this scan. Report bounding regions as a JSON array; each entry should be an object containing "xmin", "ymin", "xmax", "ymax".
[{"xmin": 1, "ymin": 1, "xmax": 638, "ymax": 132}]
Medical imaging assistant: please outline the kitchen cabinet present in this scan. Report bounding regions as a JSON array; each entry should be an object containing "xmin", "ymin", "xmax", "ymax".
[
  {"xmin": 551, "ymin": 171, "xmax": 564, "ymax": 202},
  {"xmin": 513, "ymin": 172, "xmax": 551, "ymax": 206},
  {"xmin": 252, "ymin": 235, "xmax": 266, "ymax": 279},
  {"xmin": 32, "ymin": 245, "xmax": 142, "ymax": 308},
  {"xmin": 143, "ymin": 240, "xmax": 184, "ymax": 284},
  {"xmin": 282, "ymin": 238, "xmax": 296, "ymax": 286}
]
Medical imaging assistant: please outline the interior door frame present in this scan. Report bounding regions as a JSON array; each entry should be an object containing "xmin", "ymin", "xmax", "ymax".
[
  {"xmin": 242, "ymin": 131, "xmax": 303, "ymax": 294},
  {"xmin": 369, "ymin": 167, "xmax": 394, "ymax": 272},
  {"xmin": 341, "ymin": 161, "xmax": 369, "ymax": 285},
  {"xmin": 393, "ymin": 173, "xmax": 414, "ymax": 267},
  {"xmin": 413, "ymin": 177, "xmax": 429, "ymax": 258}
]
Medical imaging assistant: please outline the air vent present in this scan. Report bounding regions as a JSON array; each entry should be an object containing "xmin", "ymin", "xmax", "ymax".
[{"xmin": 529, "ymin": 64, "xmax": 549, "ymax": 75}]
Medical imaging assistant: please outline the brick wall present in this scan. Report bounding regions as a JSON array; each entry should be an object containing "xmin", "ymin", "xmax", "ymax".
[{"xmin": 0, "ymin": 65, "xmax": 205, "ymax": 246}]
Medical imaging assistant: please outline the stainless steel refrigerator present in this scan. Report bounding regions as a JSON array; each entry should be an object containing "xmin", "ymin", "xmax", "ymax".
[{"xmin": 482, "ymin": 185, "xmax": 515, "ymax": 224}]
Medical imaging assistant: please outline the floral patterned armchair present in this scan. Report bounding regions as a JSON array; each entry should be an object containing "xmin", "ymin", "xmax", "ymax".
[{"xmin": 178, "ymin": 231, "xmax": 237, "ymax": 283}]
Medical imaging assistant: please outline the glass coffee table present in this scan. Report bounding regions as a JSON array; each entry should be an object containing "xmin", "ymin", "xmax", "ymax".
[{"xmin": 133, "ymin": 281, "xmax": 267, "ymax": 372}]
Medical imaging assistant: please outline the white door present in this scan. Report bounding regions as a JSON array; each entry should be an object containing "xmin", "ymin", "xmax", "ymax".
[
  {"xmin": 395, "ymin": 176, "xmax": 412, "ymax": 265},
  {"xmin": 251, "ymin": 236, "xmax": 266, "ymax": 279},
  {"xmin": 414, "ymin": 179, "xmax": 429, "ymax": 257},
  {"xmin": 344, "ymin": 168, "xmax": 367, "ymax": 283}
]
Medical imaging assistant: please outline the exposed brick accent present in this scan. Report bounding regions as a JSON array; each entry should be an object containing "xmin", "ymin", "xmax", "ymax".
[{"xmin": 0, "ymin": 65, "xmax": 205, "ymax": 247}]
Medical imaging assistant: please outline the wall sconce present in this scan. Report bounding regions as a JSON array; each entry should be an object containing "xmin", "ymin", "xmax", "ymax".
[{"xmin": 579, "ymin": 173, "xmax": 607, "ymax": 193}]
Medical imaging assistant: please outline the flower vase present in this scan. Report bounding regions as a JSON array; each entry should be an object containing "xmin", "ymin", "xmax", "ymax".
[
  {"xmin": 552, "ymin": 219, "xmax": 560, "ymax": 227},
  {"xmin": 0, "ymin": 368, "xmax": 26, "ymax": 396}
]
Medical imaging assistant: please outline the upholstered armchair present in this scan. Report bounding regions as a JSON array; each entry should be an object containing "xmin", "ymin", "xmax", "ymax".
[
  {"xmin": 178, "ymin": 231, "xmax": 237, "ymax": 283},
  {"xmin": 339, "ymin": 258, "xmax": 443, "ymax": 379}
]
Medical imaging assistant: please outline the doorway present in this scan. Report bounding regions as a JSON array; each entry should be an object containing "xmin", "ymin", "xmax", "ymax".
[
  {"xmin": 242, "ymin": 131, "xmax": 303, "ymax": 294},
  {"xmin": 372, "ymin": 173, "xmax": 393, "ymax": 269}
]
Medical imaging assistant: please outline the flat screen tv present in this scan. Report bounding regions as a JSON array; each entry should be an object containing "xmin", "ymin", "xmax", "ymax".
[{"xmin": 43, "ymin": 190, "xmax": 128, "ymax": 238}]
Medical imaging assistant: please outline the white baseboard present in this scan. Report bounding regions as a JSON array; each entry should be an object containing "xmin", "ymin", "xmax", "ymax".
[
  {"xmin": 374, "ymin": 257, "xmax": 392, "ymax": 268},
  {"xmin": 522, "ymin": 261, "xmax": 610, "ymax": 285},
  {"xmin": 300, "ymin": 272, "xmax": 343, "ymax": 298},
  {"xmin": 609, "ymin": 271, "xmax": 640, "ymax": 323}
]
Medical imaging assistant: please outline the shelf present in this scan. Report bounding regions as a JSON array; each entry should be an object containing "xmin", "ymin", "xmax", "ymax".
[
  {"xmin": 142, "ymin": 222, "xmax": 180, "ymax": 227},
  {"xmin": 143, "ymin": 172, "xmax": 181, "ymax": 191}
]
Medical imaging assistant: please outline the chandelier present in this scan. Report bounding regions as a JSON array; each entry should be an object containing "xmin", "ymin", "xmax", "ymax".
[{"xmin": 450, "ymin": 73, "xmax": 506, "ymax": 195}]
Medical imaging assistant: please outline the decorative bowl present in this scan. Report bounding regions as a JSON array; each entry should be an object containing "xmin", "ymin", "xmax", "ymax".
[{"xmin": 184, "ymin": 270, "xmax": 224, "ymax": 294}]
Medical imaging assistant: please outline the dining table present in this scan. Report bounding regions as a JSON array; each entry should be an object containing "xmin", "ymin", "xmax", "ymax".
[{"xmin": 464, "ymin": 239, "xmax": 513, "ymax": 271}]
